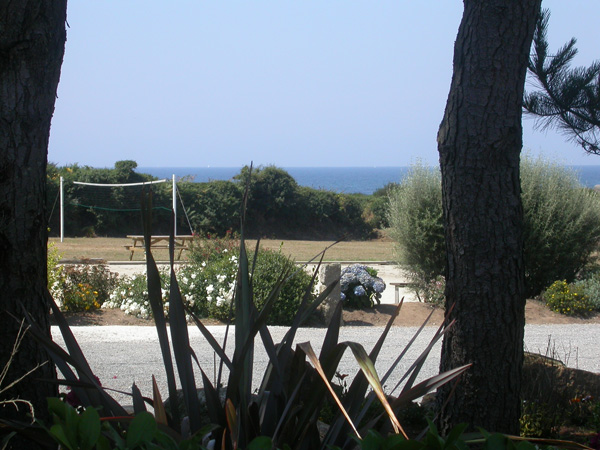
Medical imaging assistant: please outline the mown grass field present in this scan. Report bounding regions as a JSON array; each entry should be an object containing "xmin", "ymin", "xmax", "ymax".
[{"xmin": 50, "ymin": 236, "xmax": 396, "ymax": 262}]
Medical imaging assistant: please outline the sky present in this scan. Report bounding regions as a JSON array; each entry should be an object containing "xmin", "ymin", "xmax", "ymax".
[{"xmin": 48, "ymin": 1, "xmax": 600, "ymax": 168}]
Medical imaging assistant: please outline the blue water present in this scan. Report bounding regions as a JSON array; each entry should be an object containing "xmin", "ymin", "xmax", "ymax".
[{"xmin": 137, "ymin": 165, "xmax": 600, "ymax": 195}]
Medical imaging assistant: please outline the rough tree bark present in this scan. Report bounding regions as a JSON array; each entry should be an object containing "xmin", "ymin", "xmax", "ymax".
[
  {"xmin": 437, "ymin": 0, "xmax": 541, "ymax": 434},
  {"xmin": 0, "ymin": 0, "xmax": 67, "ymax": 439}
]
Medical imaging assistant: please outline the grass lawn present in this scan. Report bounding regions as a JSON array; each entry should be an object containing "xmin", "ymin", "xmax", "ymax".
[{"xmin": 50, "ymin": 236, "xmax": 396, "ymax": 262}]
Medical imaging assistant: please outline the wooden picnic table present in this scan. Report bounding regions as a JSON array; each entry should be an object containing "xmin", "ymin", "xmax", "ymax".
[{"xmin": 125, "ymin": 235, "xmax": 194, "ymax": 260}]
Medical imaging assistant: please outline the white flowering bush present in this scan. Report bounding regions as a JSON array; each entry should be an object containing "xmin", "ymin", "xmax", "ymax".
[
  {"xmin": 340, "ymin": 264, "xmax": 386, "ymax": 308},
  {"xmin": 103, "ymin": 272, "xmax": 165, "ymax": 319},
  {"xmin": 182, "ymin": 252, "xmax": 238, "ymax": 321},
  {"xmin": 47, "ymin": 241, "xmax": 63, "ymax": 301},
  {"xmin": 100, "ymin": 242, "xmax": 314, "ymax": 325},
  {"xmin": 102, "ymin": 254, "xmax": 239, "ymax": 321}
]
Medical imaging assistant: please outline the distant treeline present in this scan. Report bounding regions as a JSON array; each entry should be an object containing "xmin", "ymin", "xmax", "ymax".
[{"xmin": 46, "ymin": 161, "xmax": 391, "ymax": 240}]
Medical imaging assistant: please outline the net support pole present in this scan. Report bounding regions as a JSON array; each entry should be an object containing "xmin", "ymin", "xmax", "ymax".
[
  {"xmin": 172, "ymin": 174, "xmax": 177, "ymax": 237},
  {"xmin": 60, "ymin": 176, "xmax": 64, "ymax": 242}
]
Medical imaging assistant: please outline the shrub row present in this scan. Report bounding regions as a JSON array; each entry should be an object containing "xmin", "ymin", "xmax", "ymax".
[
  {"xmin": 47, "ymin": 162, "xmax": 385, "ymax": 240},
  {"xmin": 50, "ymin": 235, "xmax": 316, "ymax": 326},
  {"xmin": 388, "ymin": 157, "xmax": 600, "ymax": 298}
]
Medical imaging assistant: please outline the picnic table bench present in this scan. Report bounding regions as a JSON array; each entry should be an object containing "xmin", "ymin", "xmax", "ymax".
[
  {"xmin": 125, "ymin": 235, "xmax": 194, "ymax": 261},
  {"xmin": 389, "ymin": 282, "xmax": 411, "ymax": 304}
]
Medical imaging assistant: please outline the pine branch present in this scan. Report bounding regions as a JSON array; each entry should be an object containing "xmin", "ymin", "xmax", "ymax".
[{"xmin": 524, "ymin": 8, "xmax": 600, "ymax": 154}]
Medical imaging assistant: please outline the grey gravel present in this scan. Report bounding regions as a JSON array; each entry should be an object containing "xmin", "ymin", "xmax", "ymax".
[{"xmin": 52, "ymin": 324, "xmax": 600, "ymax": 406}]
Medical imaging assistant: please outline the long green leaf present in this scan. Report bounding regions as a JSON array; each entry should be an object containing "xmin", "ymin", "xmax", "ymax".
[
  {"xmin": 344, "ymin": 341, "xmax": 407, "ymax": 438},
  {"xmin": 297, "ymin": 342, "xmax": 360, "ymax": 440},
  {"xmin": 354, "ymin": 308, "xmax": 455, "ymax": 441},
  {"xmin": 392, "ymin": 364, "xmax": 471, "ymax": 409},
  {"xmin": 168, "ymin": 260, "xmax": 202, "ymax": 433},
  {"xmin": 319, "ymin": 300, "xmax": 342, "ymax": 360},
  {"xmin": 396, "ymin": 304, "xmax": 457, "ymax": 395},
  {"xmin": 200, "ymin": 368, "xmax": 226, "ymax": 428},
  {"xmin": 323, "ymin": 302, "xmax": 403, "ymax": 448},
  {"xmin": 152, "ymin": 375, "xmax": 168, "ymax": 426},
  {"xmin": 186, "ymin": 308, "xmax": 232, "ymax": 370},
  {"xmin": 23, "ymin": 302, "xmax": 126, "ymax": 416},
  {"xmin": 225, "ymin": 398, "xmax": 238, "ymax": 449},
  {"xmin": 131, "ymin": 383, "xmax": 146, "ymax": 414},
  {"xmin": 141, "ymin": 192, "xmax": 180, "ymax": 427},
  {"xmin": 227, "ymin": 167, "xmax": 255, "ymax": 446}
]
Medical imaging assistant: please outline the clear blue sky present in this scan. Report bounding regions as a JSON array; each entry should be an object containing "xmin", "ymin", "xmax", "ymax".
[{"xmin": 48, "ymin": 1, "xmax": 600, "ymax": 168}]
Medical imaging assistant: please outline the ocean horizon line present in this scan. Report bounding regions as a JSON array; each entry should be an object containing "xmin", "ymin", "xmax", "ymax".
[{"xmin": 136, "ymin": 165, "xmax": 600, "ymax": 195}]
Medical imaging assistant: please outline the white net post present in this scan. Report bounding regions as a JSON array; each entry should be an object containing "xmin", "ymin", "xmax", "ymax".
[
  {"xmin": 172, "ymin": 174, "xmax": 177, "ymax": 236},
  {"xmin": 66, "ymin": 179, "xmax": 169, "ymax": 238},
  {"xmin": 60, "ymin": 176, "xmax": 64, "ymax": 242}
]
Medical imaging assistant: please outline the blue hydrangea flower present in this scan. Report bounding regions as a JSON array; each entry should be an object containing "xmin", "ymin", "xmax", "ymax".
[
  {"xmin": 373, "ymin": 279, "xmax": 386, "ymax": 293},
  {"xmin": 353, "ymin": 285, "xmax": 367, "ymax": 297}
]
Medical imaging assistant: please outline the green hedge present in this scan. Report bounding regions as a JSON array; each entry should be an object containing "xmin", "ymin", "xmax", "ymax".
[
  {"xmin": 387, "ymin": 157, "xmax": 600, "ymax": 297},
  {"xmin": 47, "ymin": 162, "xmax": 380, "ymax": 240}
]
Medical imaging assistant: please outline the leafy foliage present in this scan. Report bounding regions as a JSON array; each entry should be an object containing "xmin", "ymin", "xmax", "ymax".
[
  {"xmin": 387, "ymin": 158, "xmax": 600, "ymax": 297},
  {"xmin": 187, "ymin": 232, "xmax": 239, "ymax": 266},
  {"xmin": 44, "ymin": 398, "xmax": 207, "ymax": 449},
  {"xmin": 542, "ymin": 280, "xmax": 594, "ymax": 316},
  {"xmin": 521, "ymin": 156, "xmax": 600, "ymax": 297},
  {"xmin": 519, "ymin": 400, "xmax": 561, "ymax": 439},
  {"xmin": 366, "ymin": 183, "xmax": 398, "ymax": 229},
  {"xmin": 15, "ymin": 185, "xmax": 469, "ymax": 450},
  {"xmin": 248, "ymin": 248, "xmax": 315, "ymax": 325},
  {"xmin": 413, "ymin": 275, "xmax": 446, "ymax": 308},
  {"xmin": 47, "ymin": 240, "xmax": 63, "ymax": 292},
  {"xmin": 387, "ymin": 163, "xmax": 445, "ymax": 282},
  {"xmin": 573, "ymin": 274, "xmax": 600, "ymax": 311},
  {"xmin": 524, "ymin": 9, "xmax": 600, "ymax": 154},
  {"xmin": 47, "ymin": 162, "xmax": 377, "ymax": 239},
  {"xmin": 54, "ymin": 264, "xmax": 118, "ymax": 312}
]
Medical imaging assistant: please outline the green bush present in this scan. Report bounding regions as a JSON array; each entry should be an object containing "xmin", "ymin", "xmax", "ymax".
[
  {"xmin": 365, "ymin": 183, "xmax": 397, "ymax": 229},
  {"xmin": 543, "ymin": 280, "xmax": 594, "ymax": 316},
  {"xmin": 186, "ymin": 253, "xmax": 238, "ymax": 321},
  {"xmin": 573, "ymin": 274, "xmax": 600, "ymax": 311},
  {"xmin": 521, "ymin": 156, "xmax": 600, "ymax": 297},
  {"xmin": 249, "ymin": 249, "xmax": 315, "ymax": 325},
  {"xmin": 520, "ymin": 400, "xmax": 560, "ymax": 438},
  {"xmin": 387, "ymin": 157, "xmax": 600, "ymax": 297},
  {"xmin": 47, "ymin": 241, "xmax": 63, "ymax": 293},
  {"xmin": 181, "ymin": 180, "xmax": 242, "ymax": 236},
  {"xmin": 104, "ymin": 246, "xmax": 313, "ymax": 325},
  {"xmin": 55, "ymin": 263, "xmax": 118, "ymax": 312},
  {"xmin": 48, "ymin": 162, "xmax": 378, "ymax": 239},
  {"xmin": 187, "ymin": 232, "xmax": 239, "ymax": 266},
  {"xmin": 413, "ymin": 275, "xmax": 445, "ymax": 307},
  {"xmin": 387, "ymin": 164, "xmax": 445, "ymax": 281}
]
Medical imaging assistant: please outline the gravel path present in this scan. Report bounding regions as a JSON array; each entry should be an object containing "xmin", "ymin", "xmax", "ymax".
[{"xmin": 51, "ymin": 323, "xmax": 600, "ymax": 406}]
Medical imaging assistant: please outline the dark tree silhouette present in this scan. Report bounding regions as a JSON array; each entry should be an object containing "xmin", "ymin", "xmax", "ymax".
[
  {"xmin": 437, "ymin": 0, "xmax": 541, "ymax": 434},
  {"xmin": 0, "ymin": 2, "xmax": 67, "ymax": 445},
  {"xmin": 524, "ymin": 9, "xmax": 600, "ymax": 154}
]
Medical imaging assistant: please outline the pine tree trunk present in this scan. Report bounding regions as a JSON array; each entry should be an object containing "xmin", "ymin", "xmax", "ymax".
[
  {"xmin": 437, "ymin": 0, "xmax": 541, "ymax": 434},
  {"xmin": 0, "ymin": 0, "xmax": 67, "ymax": 442}
]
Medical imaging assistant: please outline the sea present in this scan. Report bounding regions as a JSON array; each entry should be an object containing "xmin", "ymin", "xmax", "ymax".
[{"xmin": 137, "ymin": 165, "xmax": 600, "ymax": 196}]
